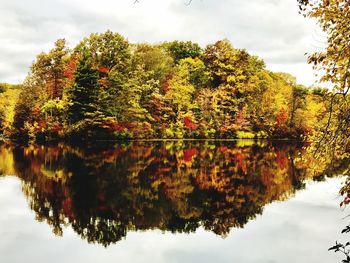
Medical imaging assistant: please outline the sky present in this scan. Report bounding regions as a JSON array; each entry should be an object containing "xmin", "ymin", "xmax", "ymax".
[
  {"xmin": 0, "ymin": 176, "xmax": 345, "ymax": 262},
  {"xmin": 0, "ymin": 0, "xmax": 327, "ymax": 86}
]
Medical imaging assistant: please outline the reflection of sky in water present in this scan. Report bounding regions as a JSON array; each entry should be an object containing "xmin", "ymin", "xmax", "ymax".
[{"xmin": 0, "ymin": 176, "xmax": 346, "ymax": 263}]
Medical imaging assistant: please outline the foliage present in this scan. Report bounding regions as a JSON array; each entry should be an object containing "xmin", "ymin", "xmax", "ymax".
[
  {"xmin": 162, "ymin": 40, "xmax": 202, "ymax": 63},
  {"xmin": 67, "ymin": 53, "xmax": 100, "ymax": 124},
  {"xmin": 0, "ymin": 84, "xmax": 22, "ymax": 135},
  {"xmin": 132, "ymin": 43, "xmax": 174, "ymax": 86},
  {"xmin": 7, "ymin": 31, "xmax": 331, "ymax": 141},
  {"xmin": 299, "ymin": 0, "xmax": 350, "ymax": 147}
]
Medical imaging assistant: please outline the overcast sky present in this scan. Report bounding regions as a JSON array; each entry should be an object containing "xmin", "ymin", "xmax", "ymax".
[{"xmin": 0, "ymin": 0, "xmax": 326, "ymax": 86}]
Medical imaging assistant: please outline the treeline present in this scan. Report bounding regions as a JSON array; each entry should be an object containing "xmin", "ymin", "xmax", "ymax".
[{"xmin": 1, "ymin": 31, "xmax": 330, "ymax": 141}]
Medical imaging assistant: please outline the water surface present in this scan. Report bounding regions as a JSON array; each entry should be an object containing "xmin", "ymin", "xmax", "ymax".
[{"xmin": 0, "ymin": 141, "xmax": 345, "ymax": 262}]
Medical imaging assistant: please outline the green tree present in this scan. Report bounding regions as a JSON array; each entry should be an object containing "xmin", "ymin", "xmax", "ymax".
[
  {"xmin": 69, "ymin": 31, "xmax": 132, "ymax": 124},
  {"xmin": 163, "ymin": 40, "xmax": 202, "ymax": 63},
  {"xmin": 132, "ymin": 43, "xmax": 174, "ymax": 87},
  {"xmin": 67, "ymin": 53, "xmax": 100, "ymax": 124},
  {"xmin": 165, "ymin": 62, "xmax": 196, "ymax": 113},
  {"xmin": 75, "ymin": 30, "xmax": 131, "ymax": 73},
  {"xmin": 178, "ymin": 57, "xmax": 210, "ymax": 89}
]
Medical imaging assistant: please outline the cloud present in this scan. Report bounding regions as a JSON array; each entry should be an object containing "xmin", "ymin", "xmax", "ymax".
[{"xmin": 0, "ymin": 0, "xmax": 322, "ymax": 85}]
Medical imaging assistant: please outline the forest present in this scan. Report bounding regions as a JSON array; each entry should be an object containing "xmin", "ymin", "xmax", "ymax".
[{"xmin": 0, "ymin": 32, "xmax": 331, "ymax": 142}]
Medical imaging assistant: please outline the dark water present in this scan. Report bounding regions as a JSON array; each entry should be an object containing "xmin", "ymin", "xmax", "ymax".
[{"xmin": 0, "ymin": 140, "xmax": 345, "ymax": 262}]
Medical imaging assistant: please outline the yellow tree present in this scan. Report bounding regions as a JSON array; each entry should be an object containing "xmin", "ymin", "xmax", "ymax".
[{"xmin": 300, "ymin": 0, "xmax": 350, "ymax": 146}]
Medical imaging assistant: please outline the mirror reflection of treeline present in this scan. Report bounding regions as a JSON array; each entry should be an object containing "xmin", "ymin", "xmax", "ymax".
[{"xmin": 0, "ymin": 141, "xmax": 328, "ymax": 246}]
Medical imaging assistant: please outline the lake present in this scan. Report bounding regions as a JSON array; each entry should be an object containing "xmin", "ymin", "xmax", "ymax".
[{"xmin": 0, "ymin": 140, "xmax": 347, "ymax": 262}]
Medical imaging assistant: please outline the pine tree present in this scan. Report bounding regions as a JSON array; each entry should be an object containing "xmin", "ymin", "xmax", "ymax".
[{"xmin": 67, "ymin": 54, "xmax": 100, "ymax": 124}]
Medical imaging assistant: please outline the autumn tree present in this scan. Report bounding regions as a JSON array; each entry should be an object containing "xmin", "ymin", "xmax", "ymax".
[
  {"xmin": 31, "ymin": 39, "xmax": 70, "ymax": 99},
  {"xmin": 13, "ymin": 75, "xmax": 46, "ymax": 139},
  {"xmin": 202, "ymin": 39, "xmax": 264, "ymax": 89},
  {"xmin": 299, "ymin": 0, "xmax": 350, "ymax": 146}
]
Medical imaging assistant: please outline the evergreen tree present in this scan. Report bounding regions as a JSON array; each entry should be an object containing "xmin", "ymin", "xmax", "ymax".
[{"xmin": 68, "ymin": 54, "xmax": 100, "ymax": 124}]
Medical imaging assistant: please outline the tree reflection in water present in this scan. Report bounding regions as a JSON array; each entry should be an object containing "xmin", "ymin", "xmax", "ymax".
[{"xmin": 0, "ymin": 141, "xmax": 326, "ymax": 247}]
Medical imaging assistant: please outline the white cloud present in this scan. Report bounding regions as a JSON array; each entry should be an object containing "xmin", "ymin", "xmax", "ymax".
[{"xmin": 0, "ymin": 0, "xmax": 324, "ymax": 86}]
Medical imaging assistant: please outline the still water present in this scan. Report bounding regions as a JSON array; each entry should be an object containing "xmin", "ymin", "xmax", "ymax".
[{"xmin": 0, "ymin": 140, "xmax": 346, "ymax": 262}]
